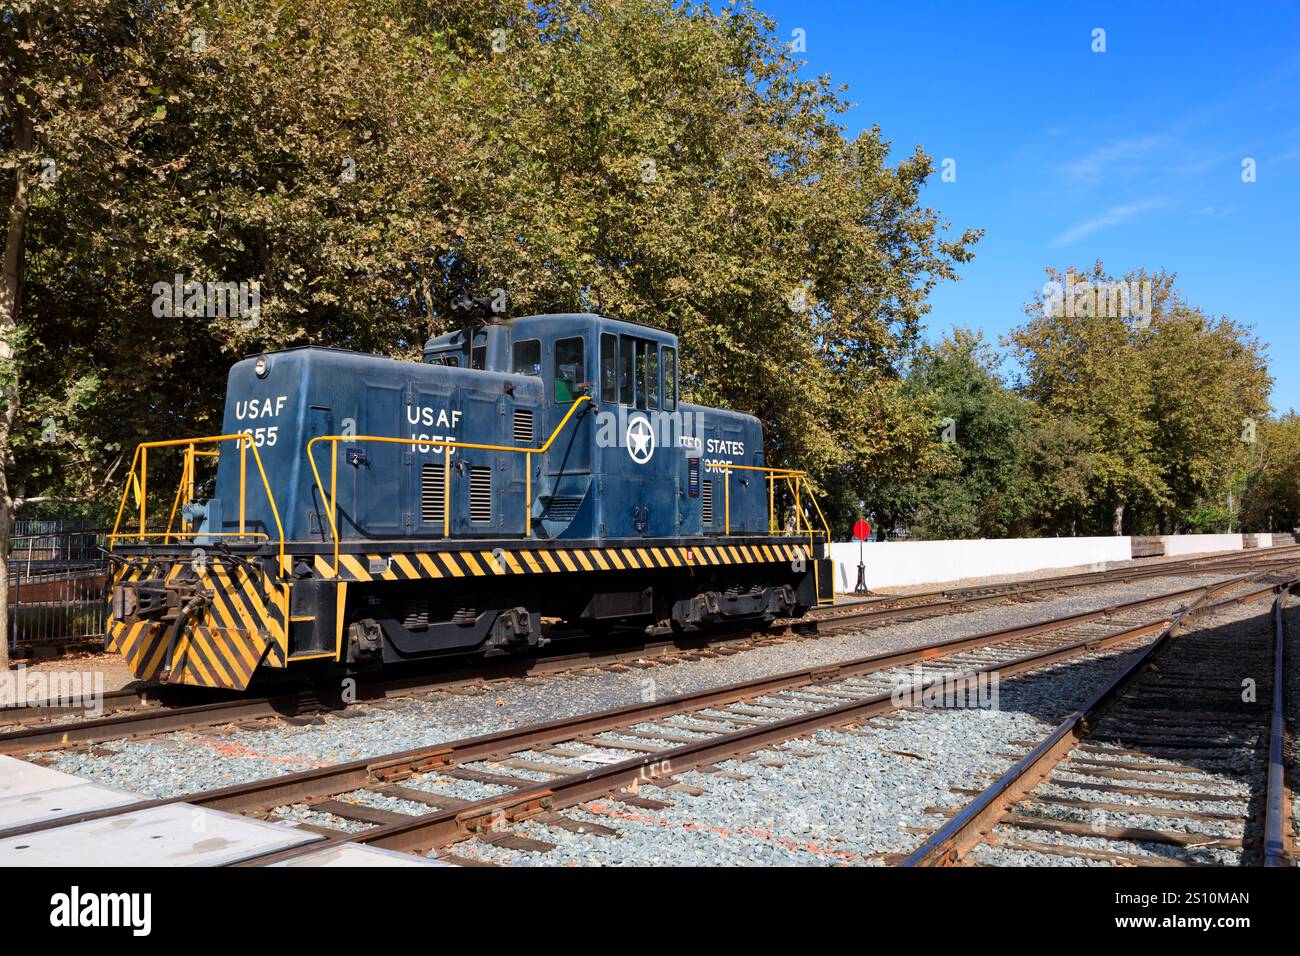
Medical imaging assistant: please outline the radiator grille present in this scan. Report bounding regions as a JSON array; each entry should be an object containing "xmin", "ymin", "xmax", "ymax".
[
  {"xmin": 542, "ymin": 496, "xmax": 583, "ymax": 522},
  {"xmin": 420, "ymin": 461, "xmax": 446, "ymax": 524},
  {"xmin": 513, "ymin": 408, "xmax": 535, "ymax": 443},
  {"xmin": 701, "ymin": 479, "xmax": 713, "ymax": 526},
  {"xmin": 469, "ymin": 467, "xmax": 492, "ymax": 523}
]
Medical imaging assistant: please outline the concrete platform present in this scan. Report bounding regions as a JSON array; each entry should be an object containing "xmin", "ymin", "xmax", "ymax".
[
  {"xmin": 0, "ymin": 757, "xmax": 453, "ymax": 867},
  {"xmin": 0, "ymin": 802, "xmax": 321, "ymax": 866},
  {"xmin": 0, "ymin": 755, "xmax": 139, "ymax": 829},
  {"xmin": 270, "ymin": 841, "xmax": 454, "ymax": 867}
]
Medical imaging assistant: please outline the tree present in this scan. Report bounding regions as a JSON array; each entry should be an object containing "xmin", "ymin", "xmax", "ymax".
[
  {"xmin": 1007, "ymin": 263, "xmax": 1270, "ymax": 535},
  {"xmin": 1011, "ymin": 411, "xmax": 1098, "ymax": 536},
  {"xmin": 903, "ymin": 329, "xmax": 1031, "ymax": 539},
  {"xmin": 453, "ymin": 0, "xmax": 980, "ymax": 496},
  {"xmin": 1241, "ymin": 413, "xmax": 1300, "ymax": 533}
]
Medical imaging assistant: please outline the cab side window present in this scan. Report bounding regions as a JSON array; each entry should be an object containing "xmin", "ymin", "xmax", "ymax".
[
  {"xmin": 646, "ymin": 346, "xmax": 659, "ymax": 409},
  {"xmin": 512, "ymin": 339, "xmax": 541, "ymax": 376},
  {"xmin": 600, "ymin": 334, "xmax": 618, "ymax": 403},
  {"xmin": 662, "ymin": 347, "xmax": 677, "ymax": 411},
  {"xmin": 619, "ymin": 337, "xmax": 635, "ymax": 405},
  {"xmin": 555, "ymin": 337, "xmax": 584, "ymax": 403}
]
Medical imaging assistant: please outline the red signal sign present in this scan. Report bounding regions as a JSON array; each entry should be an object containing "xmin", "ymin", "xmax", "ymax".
[{"xmin": 852, "ymin": 519, "xmax": 871, "ymax": 541}]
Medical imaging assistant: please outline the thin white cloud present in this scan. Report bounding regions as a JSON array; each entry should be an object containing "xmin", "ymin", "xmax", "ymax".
[
  {"xmin": 1050, "ymin": 197, "xmax": 1172, "ymax": 247},
  {"xmin": 1063, "ymin": 136, "xmax": 1164, "ymax": 182}
]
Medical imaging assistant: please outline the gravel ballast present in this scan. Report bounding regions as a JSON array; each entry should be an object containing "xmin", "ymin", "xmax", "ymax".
[{"xmin": 37, "ymin": 573, "xmax": 1282, "ymax": 867}]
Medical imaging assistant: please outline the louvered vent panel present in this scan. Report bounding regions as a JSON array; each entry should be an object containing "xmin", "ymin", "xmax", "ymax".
[
  {"xmin": 421, "ymin": 461, "xmax": 446, "ymax": 523},
  {"xmin": 513, "ymin": 408, "xmax": 535, "ymax": 443},
  {"xmin": 701, "ymin": 480, "xmax": 713, "ymax": 526},
  {"xmin": 469, "ymin": 467, "xmax": 492, "ymax": 523}
]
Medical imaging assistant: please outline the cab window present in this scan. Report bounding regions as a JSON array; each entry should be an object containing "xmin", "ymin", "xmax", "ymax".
[
  {"xmin": 662, "ymin": 347, "xmax": 677, "ymax": 411},
  {"xmin": 471, "ymin": 345, "xmax": 486, "ymax": 370},
  {"xmin": 554, "ymin": 337, "xmax": 584, "ymax": 403},
  {"xmin": 646, "ymin": 346, "xmax": 659, "ymax": 409},
  {"xmin": 600, "ymin": 334, "xmax": 618, "ymax": 403},
  {"xmin": 619, "ymin": 337, "xmax": 635, "ymax": 405},
  {"xmin": 619, "ymin": 337, "xmax": 659, "ymax": 409},
  {"xmin": 512, "ymin": 339, "xmax": 541, "ymax": 376}
]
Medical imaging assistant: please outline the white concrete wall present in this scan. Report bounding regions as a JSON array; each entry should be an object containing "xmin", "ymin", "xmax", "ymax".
[
  {"xmin": 1159, "ymin": 534, "xmax": 1243, "ymax": 556},
  {"xmin": 830, "ymin": 536, "xmax": 1132, "ymax": 593}
]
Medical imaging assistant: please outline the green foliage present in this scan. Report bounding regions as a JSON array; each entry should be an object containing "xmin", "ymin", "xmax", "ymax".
[
  {"xmin": 4, "ymin": 0, "xmax": 977, "ymax": 519},
  {"xmin": 1007, "ymin": 263, "xmax": 1271, "ymax": 535},
  {"xmin": 1240, "ymin": 413, "xmax": 1300, "ymax": 532},
  {"xmin": 903, "ymin": 329, "xmax": 1030, "ymax": 539}
]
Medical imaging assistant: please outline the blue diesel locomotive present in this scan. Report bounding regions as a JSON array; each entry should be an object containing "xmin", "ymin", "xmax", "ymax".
[{"xmin": 106, "ymin": 313, "xmax": 832, "ymax": 690}]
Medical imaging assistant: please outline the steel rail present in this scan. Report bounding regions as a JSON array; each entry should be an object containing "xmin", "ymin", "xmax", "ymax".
[
  {"xmin": 900, "ymin": 573, "xmax": 1292, "ymax": 867},
  {"xmin": 1264, "ymin": 585, "xmax": 1294, "ymax": 866},
  {"xmin": 0, "ymin": 574, "xmax": 1245, "ymax": 843}
]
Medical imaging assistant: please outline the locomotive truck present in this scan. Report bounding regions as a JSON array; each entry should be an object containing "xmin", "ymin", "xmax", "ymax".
[{"xmin": 106, "ymin": 312, "xmax": 832, "ymax": 690}]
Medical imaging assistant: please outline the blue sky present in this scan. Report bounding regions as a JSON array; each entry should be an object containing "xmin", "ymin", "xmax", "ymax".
[{"xmin": 754, "ymin": 0, "xmax": 1300, "ymax": 412}]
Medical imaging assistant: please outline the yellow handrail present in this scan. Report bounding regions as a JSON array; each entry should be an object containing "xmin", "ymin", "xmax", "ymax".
[
  {"xmin": 718, "ymin": 462, "xmax": 832, "ymax": 602},
  {"xmin": 718, "ymin": 464, "xmax": 828, "ymax": 538},
  {"xmin": 109, "ymin": 434, "xmax": 287, "ymax": 571},
  {"xmin": 307, "ymin": 396, "xmax": 591, "ymax": 575}
]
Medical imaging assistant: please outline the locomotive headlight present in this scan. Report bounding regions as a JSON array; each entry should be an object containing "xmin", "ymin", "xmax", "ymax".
[{"xmin": 254, "ymin": 356, "xmax": 270, "ymax": 379}]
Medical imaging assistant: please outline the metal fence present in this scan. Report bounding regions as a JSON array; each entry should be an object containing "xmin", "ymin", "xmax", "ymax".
[{"xmin": 7, "ymin": 529, "xmax": 110, "ymax": 649}]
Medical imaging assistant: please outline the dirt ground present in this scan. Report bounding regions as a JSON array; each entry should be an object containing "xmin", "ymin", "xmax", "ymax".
[{"xmin": 6, "ymin": 646, "xmax": 138, "ymax": 692}]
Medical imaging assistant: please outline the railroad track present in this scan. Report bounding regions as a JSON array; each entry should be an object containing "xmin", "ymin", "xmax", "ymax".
[
  {"xmin": 902, "ymin": 578, "xmax": 1297, "ymax": 867},
  {"xmin": 3, "ymin": 568, "xmax": 1284, "ymax": 865},
  {"xmin": 4, "ymin": 545, "xmax": 1296, "ymax": 753}
]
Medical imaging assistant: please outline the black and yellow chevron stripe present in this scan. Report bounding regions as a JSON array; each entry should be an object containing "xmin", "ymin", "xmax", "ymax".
[
  {"xmin": 168, "ymin": 626, "xmax": 271, "ymax": 689},
  {"xmin": 105, "ymin": 555, "xmax": 288, "ymax": 690},
  {"xmin": 313, "ymin": 542, "xmax": 809, "ymax": 582},
  {"xmin": 106, "ymin": 618, "xmax": 170, "ymax": 684}
]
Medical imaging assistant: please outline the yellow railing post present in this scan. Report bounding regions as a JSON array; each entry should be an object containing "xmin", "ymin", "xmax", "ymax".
[
  {"xmin": 138, "ymin": 446, "xmax": 147, "ymax": 535},
  {"xmin": 330, "ymin": 443, "xmax": 338, "ymax": 573},
  {"xmin": 724, "ymin": 467, "xmax": 731, "ymax": 535},
  {"xmin": 239, "ymin": 439, "xmax": 247, "ymax": 536},
  {"xmin": 185, "ymin": 444, "xmax": 196, "ymax": 525},
  {"xmin": 443, "ymin": 448, "xmax": 452, "ymax": 539},
  {"xmin": 525, "ymin": 452, "xmax": 532, "ymax": 537},
  {"xmin": 767, "ymin": 474, "xmax": 775, "ymax": 533}
]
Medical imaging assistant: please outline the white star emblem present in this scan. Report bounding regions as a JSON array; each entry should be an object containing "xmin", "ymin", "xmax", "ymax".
[{"xmin": 626, "ymin": 417, "xmax": 655, "ymax": 464}]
